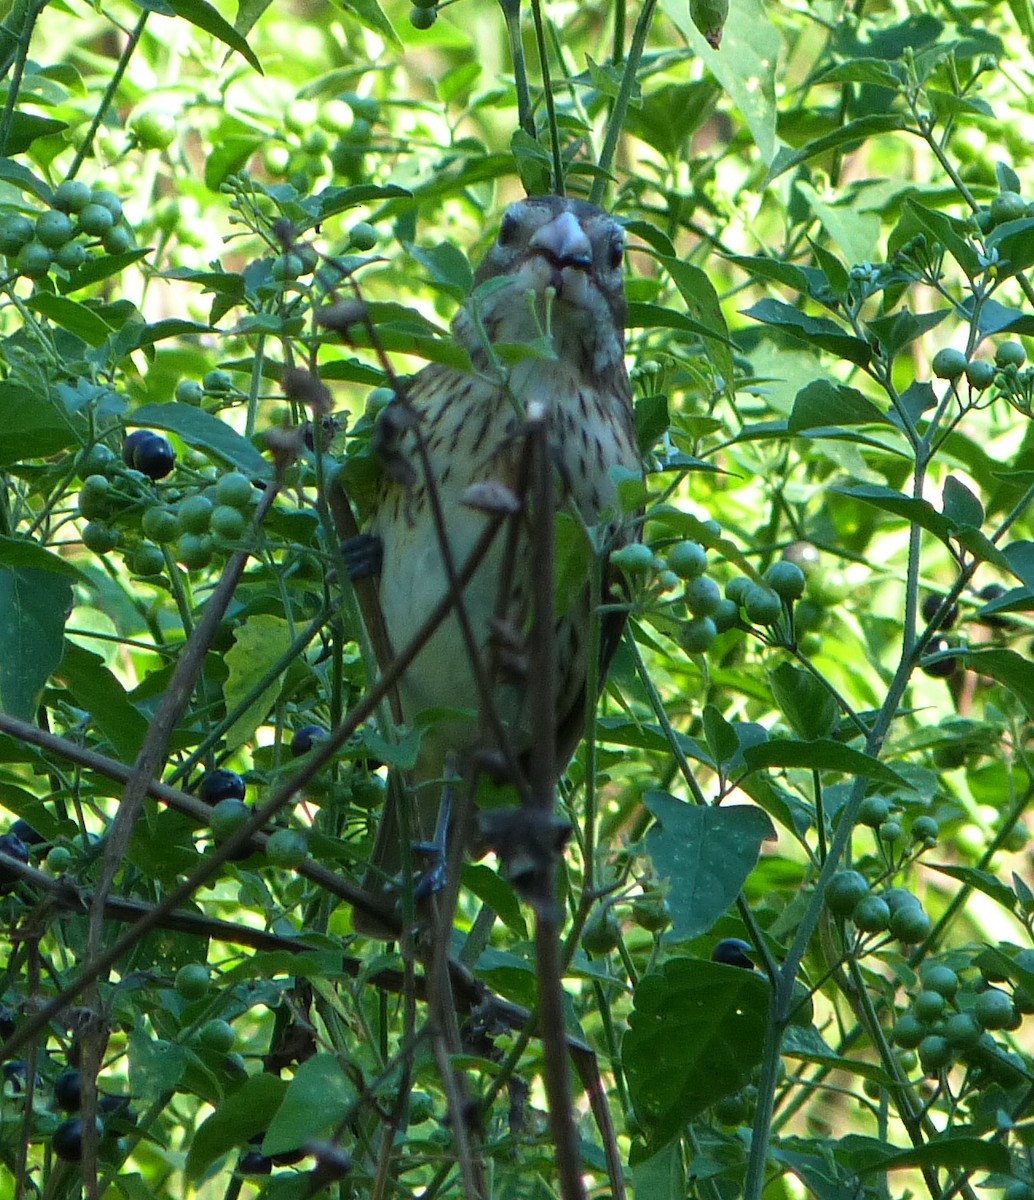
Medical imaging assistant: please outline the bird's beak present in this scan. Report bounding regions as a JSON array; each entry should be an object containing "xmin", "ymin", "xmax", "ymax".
[{"xmin": 528, "ymin": 210, "xmax": 592, "ymax": 271}]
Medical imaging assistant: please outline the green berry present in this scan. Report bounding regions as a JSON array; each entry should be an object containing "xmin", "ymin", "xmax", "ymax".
[
  {"xmin": 943, "ymin": 1012, "xmax": 982, "ymax": 1051},
  {"xmin": 209, "ymin": 798, "xmax": 251, "ymax": 842},
  {"xmin": 912, "ymin": 990, "xmax": 946, "ymax": 1023},
  {"xmin": 630, "ymin": 897, "xmax": 672, "ymax": 933},
  {"xmin": 16, "ymin": 241, "xmax": 52, "ymax": 278},
  {"xmin": 878, "ymin": 819, "xmax": 902, "ymax": 842},
  {"xmin": 214, "ymin": 472, "xmax": 253, "ymax": 509},
  {"xmin": 931, "ymin": 348, "xmax": 968, "ymax": 380},
  {"xmin": 667, "ymin": 541, "xmax": 708, "ymax": 579},
  {"xmin": 857, "ymin": 796, "xmax": 889, "ymax": 828},
  {"xmin": 684, "ymin": 575, "xmax": 722, "ymax": 617},
  {"xmin": 129, "ymin": 543, "xmax": 165, "ymax": 576},
  {"xmin": 52, "ymin": 181, "xmax": 92, "ymax": 214},
  {"xmin": 765, "ymin": 560, "xmax": 806, "ymax": 601},
  {"xmin": 0, "ymin": 213, "xmax": 34, "ymax": 254},
  {"xmin": 77, "ymin": 203, "xmax": 114, "ymax": 237},
  {"xmin": 272, "ymin": 252, "xmax": 303, "ymax": 280},
  {"xmin": 711, "ymin": 598, "xmax": 740, "ymax": 633},
  {"xmin": 198, "ymin": 1018, "xmax": 235, "ymax": 1053},
  {"xmin": 965, "ymin": 359, "xmax": 996, "ymax": 389},
  {"xmin": 409, "ymin": 5, "xmax": 436, "ymax": 27},
  {"xmin": 102, "ymin": 225, "xmax": 134, "ymax": 255},
  {"xmin": 806, "ymin": 568, "xmax": 850, "ymax": 605},
  {"xmin": 54, "ymin": 241, "xmax": 87, "ymax": 271},
  {"xmin": 175, "ymin": 379, "xmax": 204, "ymax": 405},
  {"xmin": 889, "ymin": 904, "xmax": 932, "ymax": 943},
  {"xmin": 611, "ymin": 543, "xmax": 655, "ymax": 575},
  {"xmin": 891, "ymin": 1014, "xmax": 926, "ymax": 1049},
  {"xmin": 582, "ymin": 911, "xmax": 621, "ymax": 955},
  {"xmin": 90, "ymin": 190, "xmax": 123, "ymax": 221},
  {"xmin": 203, "ymin": 369, "xmax": 233, "ymax": 393},
  {"xmin": 132, "ymin": 110, "xmax": 176, "ymax": 151},
  {"xmin": 911, "ymin": 816, "xmax": 939, "ymax": 843},
  {"xmin": 919, "ymin": 964, "xmax": 958, "ymax": 997},
  {"xmin": 974, "ymin": 987, "xmax": 1016, "ymax": 1030},
  {"xmin": 851, "ymin": 895, "xmax": 890, "ymax": 932},
  {"xmin": 918, "ymin": 1033, "xmax": 953, "ymax": 1073},
  {"xmin": 882, "ymin": 887, "xmax": 921, "ymax": 914},
  {"xmin": 82, "ymin": 521, "xmax": 119, "ymax": 554},
  {"xmin": 46, "ymin": 846, "xmax": 73, "ymax": 873},
  {"xmin": 178, "ymin": 494, "xmax": 214, "ymax": 534},
  {"xmin": 175, "ymin": 963, "xmax": 210, "ymax": 1001},
  {"xmin": 210, "ymin": 505, "xmax": 247, "ymax": 540},
  {"xmin": 177, "ymin": 533, "xmax": 213, "ymax": 570},
  {"xmin": 350, "ymin": 775, "xmax": 387, "ymax": 810},
  {"xmin": 725, "ymin": 576, "xmax": 752, "ymax": 604},
  {"xmin": 141, "ymin": 506, "xmax": 180, "ymax": 543},
  {"xmin": 349, "ymin": 221, "xmax": 378, "ymax": 251},
  {"xmin": 743, "ymin": 585, "xmax": 783, "ymax": 626},
  {"xmin": 996, "ymin": 341, "xmax": 1026, "ymax": 368},
  {"xmin": 35, "ymin": 210, "xmax": 74, "ymax": 248},
  {"xmin": 78, "ymin": 475, "xmax": 112, "ymax": 520},
  {"xmin": 824, "ymin": 870, "xmax": 869, "ymax": 917},
  {"xmin": 712, "ymin": 1092, "xmax": 748, "ymax": 1125},
  {"xmin": 681, "ymin": 615, "xmax": 718, "ymax": 654},
  {"xmin": 990, "ymin": 191, "xmax": 1026, "ymax": 226},
  {"xmin": 265, "ymin": 828, "xmax": 309, "ymax": 869}
]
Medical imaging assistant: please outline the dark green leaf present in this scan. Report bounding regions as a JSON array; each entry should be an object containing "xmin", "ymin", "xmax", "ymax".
[
  {"xmin": 659, "ymin": 256, "xmax": 734, "ymax": 386},
  {"xmin": 743, "ymin": 300, "xmax": 872, "ymax": 366},
  {"xmin": 0, "ymin": 383, "xmax": 81, "ymax": 465},
  {"xmin": 942, "ymin": 475, "xmax": 984, "ymax": 530},
  {"xmin": 128, "ymin": 1028, "xmax": 188, "ymax": 1100},
  {"xmin": 0, "ymin": 536, "xmax": 84, "ymax": 579},
  {"xmin": 28, "ymin": 294, "xmax": 114, "ymax": 346},
  {"xmin": 0, "ymin": 157, "xmax": 52, "ymax": 203},
  {"xmin": 0, "ymin": 566, "xmax": 73, "ymax": 720},
  {"xmin": 624, "ymin": 957, "xmax": 769, "ymax": 1149},
  {"xmin": 766, "ymin": 116, "xmax": 906, "ymax": 183},
  {"xmin": 959, "ymin": 648, "xmax": 1034, "ymax": 719},
  {"xmin": 842, "ymin": 1133, "xmax": 1010, "ymax": 1174},
  {"xmin": 726, "ymin": 254, "xmax": 812, "ymax": 294},
  {"xmin": 462, "ymin": 863, "xmax": 528, "ymax": 938},
  {"xmin": 186, "ymin": 1073, "xmax": 286, "ymax": 1180},
  {"xmin": 407, "ymin": 240, "xmax": 474, "ymax": 300},
  {"xmin": 901, "ymin": 198, "xmax": 981, "ymax": 278},
  {"xmin": 702, "ymin": 704, "xmax": 739, "ymax": 768},
  {"xmin": 2, "ymin": 113, "xmax": 67, "ymax": 155},
  {"xmin": 788, "ymin": 380, "xmax": 890, "ymax": 432},
  {"xmin": 742, "ymin": 740, "xmax": 914, "ymax": 788},
  {"xmin": 769, "ymin": 663, "xmax": 838, "ymax": 740},
  {"xmin": 865, "ymin": 308, "xmax": 949, "ymax": 358},
  {"xmin": 263, "ymin": 1054, "xmax": 356, "ymax": 1157},
  {"xmin": 927, "ymin": 863, "xmax": 1018, "ymax": 913},
  {"xmin": 987, "ymin": 217, "xmax": 1034, "ymax": 277},
  {"xmin": 56, "ymin": 643, "xmax": 149, "ymax": 762},
  {"xmin": 644, "ymin": 792, "xmax": 775, "ymax": 941},
  {"xmin": 333, "ymin": 0, "xmax": 401, "ymax": 48}
]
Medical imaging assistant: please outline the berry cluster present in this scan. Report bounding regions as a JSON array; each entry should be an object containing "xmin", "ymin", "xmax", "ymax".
[
  {"xmin": 0, "ymin": 183, "xmax": 133, "ymax": 281},
  {"xmin": 824, "ymin": 870, "xmax": 933, "ymax": 943}
]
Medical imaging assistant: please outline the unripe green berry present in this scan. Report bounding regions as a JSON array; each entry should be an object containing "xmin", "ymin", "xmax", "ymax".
[
  {"xmin": 851, "ymin": 895, "xmax": 890, "ymax": 932},
  {"xmin": 175, "ymin": 963, "xmax": 210, "ymax": 1001},
  {"xmin": 765, "ymin": 560, "xmax": 806, "ymax": 600},
  {"xmin": 857, "ymin": 796, "xmax": 889, "ymax": 828},
  {"xmin": 932, "ymin": 348, "xmax": 968, "ymax": 380},
  {"xmin": 743, "ymin": 585, "xmax": 782, "ymax": 626},
  {"xmin": 996, "ymin": 341, "xmax": 1026, "ymax": 368},
  {"xmin": 681, "ymin": 615, "xmax": 717, "ymax": 654},
  {"xmin": 825, "ymin": 870, "xmax": 869, "ymax": 917},
  {"xmin": 684, "ymin": 575, "xmax": 722, "ymax": 617},
  {"xmin": 667, "ymin": 541, "xmax": 708, "ymax": 579},
  {"xmin": 965, "ymin": 359, "xmax": 996, "ymax": 389},
  {"xmin": 349, "ymin": 221, "xmax": 378, "ymax": 251},
  {"xmin": 409, "ymin": 5, "xmax": 436, "ymax": 27}
]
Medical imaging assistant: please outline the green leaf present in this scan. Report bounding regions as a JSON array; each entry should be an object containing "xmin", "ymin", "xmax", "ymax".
[
  {"xmin": 165, "ymin": 0, "xmax": 262, "ymax": 69},
  {"xmin": 0, "ymin": 156, "xmax": 53, "ymax": 203},
  {"xmin": 927, "ymin": 864, "xmax": 1017, "ymax": 915},
  {"xmin": 624, "ymin": 957, "xmax": 770, "ymax": 1149},
  {"xmin": 942, "ymin": 475, "xmax": 984, "ymax": 529},
  {"xmin": 28, "ymin": 293, "xmax": 115, "ymax": 346},
  {"xmin": 959, "ymin": 648, "xmax": 1034, "ymax": 719},
  {"xmin": 130, "ymin": 402, "xmax": 272, "ymax": 478},
  {"xmin": 743, "ymin": 300, "xmax": 872, "ymax": 367},
  {"xmin": 333, "ymin": 0, "xmax": 401, "ymax": 48},
  {"xmin": 742, "ymin": 740, "xmax": 914, "ymax": 788},
  {"xmin": 900, "ymin": 198, "xmax": 982, "ymax": 279},
  {"xmin": 643, "ymin": 792, "xmax": 775, "ymax": 941},
  {"xmin": 128, "ymin": 1029, "xmax": 188, "ymax": 1101},
  {"xmin": 660, "ymin": 0, "xmax": 779, "ymax": 163},
  {"xmin": 0, "ymin": 536, "xmax": 84, "ymax": 579},
  {"xmin": 406, "ymin": 240, "xmax": 473, "ymax": 299},
  {"xmin": 769, "ymin": 664, "xmax": 838, "ymax": 740},
  {"xmin": 3, "ymin": 113, "xmax": 67, "ymax": 155},
  {"xmin": 0, "ymin": 566, "xmax": 73, "ymax": 720},
  {"xmin": 56, "ymin": 643, "xmax": 149, "ymax": 762},
  {"xmin": 841, "ymin": 1133, "xmax": 1010, "ymax": 1174},
  {"xmin": 986, "ymin": 217, "xmax": 1034, "ymax": 277},
  {"xmin": 0, "ymin": 382, "xmax": 81, "ymax": 466},
  {"xmin": 462, "ymin": 863, "xmax": 528, "ymax": 938},
  {"xmin": 658, "ymin": 256, "xmax": 734, "ymax": 387},
  {"xmin": 701, "ymin": 704, "xmax": 739, "ymax": 768},
  {"xmin": 726, "ymin": 254, "xmax": 812, "ymax": 294},
  {"xmin": 865, "ymin": 308, "xmax": 949, "ymax": 358},
  {"xmin": 223, "ymin": 614, "xmax": 294, "ymax": 751},
  {"xmin": 788, "ymin": 381, "xmax": 890, "ymax": 432},
  {"xmin": 796, "ymin": 181, "xmax": 880, "ymax": 267},
  {"xmin": 263, "ymin": 1054, "xmax": 357, "ymax": 1157},
  {"xmin": 766, "ymin": 115, "xmax": 906, "ymax": 182},
  {"xmin": 186, "ymin": 1073, "xmax": 286, "ymax": 1180}
]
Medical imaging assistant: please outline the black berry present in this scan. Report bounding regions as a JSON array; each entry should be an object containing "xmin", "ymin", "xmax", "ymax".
[
  {"xmin": 290, "ymin": 725, "xmax": 328, "ymax": 757},
  {"xmin": 711, "ymin": 938, "xmax": 754, "ymax": 969},
  {"xmin": 198, "ymin": 769, "xmax": 246, "ymax": 805}
]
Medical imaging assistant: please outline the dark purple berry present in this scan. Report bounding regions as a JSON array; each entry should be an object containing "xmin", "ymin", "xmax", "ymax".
[
  {"xmin": 54, "ymin": 1069, "xmax": 82, "ymax": 1111},
  {"xmin": 0, "ymin": 832, "xmax": 29, "ymax": 892},
  {"xmin": 290, "ymin": 725, "xmax": 328, "ymax": 757},
  {"xmin": 921, "ymin": 637, "xmax": 959, "ymax": 678},
  {"xmin": 920, "ymin": 594, "xmax": 958, "ymax": 630},
  {"xmin": 9, "ymin": 819, "xmax": 44, "ymax": 847},
  {"xmin": 52, "ymin": 1116, "xmax": 104, "ymax": 1163},
  {"xmin": 197, "ymin": 769, "xmax": 246, "ymax": 805},
  {"xmin": 712, "ymin": 938, "xmax": 754, "ymax": 969},
  {"xmin": 238, "ymin": 1150, "xmax": 272, "ymax": 1175},
  {"xmin": 124, "ymin": 430, "xmax": 176, "ymax": 480}
]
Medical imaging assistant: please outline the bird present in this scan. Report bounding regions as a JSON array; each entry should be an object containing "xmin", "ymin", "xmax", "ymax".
[{"xmin": 357, "ymin": 194, "xmax": 642, "ymax": 930}]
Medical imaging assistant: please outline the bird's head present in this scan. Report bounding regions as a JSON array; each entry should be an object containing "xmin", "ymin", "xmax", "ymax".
[{"xmin": 456, "ymin": 195, "xmax": 628, "ymax": 383}]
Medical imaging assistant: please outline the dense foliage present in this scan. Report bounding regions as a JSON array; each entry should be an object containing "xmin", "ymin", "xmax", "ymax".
[{"xmin": 1, "ymin": 0, "xmax": 1033, "ymax": 1197}]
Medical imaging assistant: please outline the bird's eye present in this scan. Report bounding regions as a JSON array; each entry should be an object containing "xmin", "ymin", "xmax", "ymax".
[
  {"xmin": 607, "ymin": 232, "xmax": 625, "ymax": 270},
  {"xmin": 498, "ymin": 211, "xmax": 520, "ymax": 247}
]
